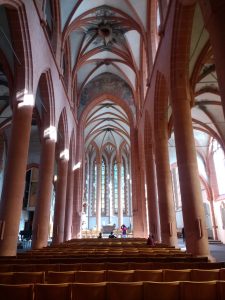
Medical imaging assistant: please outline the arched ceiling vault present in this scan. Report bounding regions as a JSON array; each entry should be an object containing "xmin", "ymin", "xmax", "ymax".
[
  {"xmin": 59, "ymin": 1, "xmax": 147, "ymax": 155},
  {"xmin": 60, "ymin": 1, "xmax": 148, "ymax": 118},
  {"xmin": 189, "ymin": 3, "xmax": 225, "ymax": 149},
  {"xmin": 84, "ymin": 99, "xmax": 130, "ymax": 154},
  {"xmin": 169, "ymin": 2, "xmax": 225, "ymax": 164}
]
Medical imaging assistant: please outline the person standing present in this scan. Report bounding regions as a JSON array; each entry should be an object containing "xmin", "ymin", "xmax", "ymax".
[{"xmin": 121, "ymin": 224, "xmax": 127, "ymax": 238}]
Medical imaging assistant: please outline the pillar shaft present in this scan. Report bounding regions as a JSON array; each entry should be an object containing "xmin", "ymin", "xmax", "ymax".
[
  {"xmin": 96, "ymin": 162, "xmax": 102, "ymax": 232},
  {"xmin": 0, "ymin": 106, "xmax": 33, "ymax": 255},
  {"xmin": 52, "ymin": 159, "xmax": 68, "ymax": 245},
  {"xmin": 64, "ymin": 159, "xmax": 74, "ymax": 241},
  {"xmin": 145, "ymin": 148, "xmax": 160, "ymax": 241},
  {"xmin": 172, "ymin": 95, "xmax": 209, "ymax": 256},
  {"xmin": 72, "ymin": 169, "xmax": 81, "ymax": 238},
  {"xmin": 155, "ymin": 129, "xmax": 177, "ymax": 246},
  {"xmin": 32, "ymin": 138, "xmax": 56, "ymax": 249},
  {"xmin": 131, "ymin": 130, "xmax": 146, "ymax": 237}
]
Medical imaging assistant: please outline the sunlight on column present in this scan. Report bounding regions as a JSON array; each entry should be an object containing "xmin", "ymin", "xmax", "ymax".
[
  {"xmin": 44, "ymin": 126, "xmax": 57, "ymax": 141},
  {"xmin": 60, "ymin": 149, "xmax": 69, "ymax": 161},
  {"xmin": 17, "ymin": 90, "xmax": 35, "ymax": 108},
  {"xmin": 73, "ymin": 161, "xmax": 81, "ymax": 171}
]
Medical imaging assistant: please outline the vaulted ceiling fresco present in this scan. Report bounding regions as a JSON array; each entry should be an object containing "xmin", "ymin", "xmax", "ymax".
[{"xmin": 59, "ymin": 1, "xmax": 148, "ymax": 152}]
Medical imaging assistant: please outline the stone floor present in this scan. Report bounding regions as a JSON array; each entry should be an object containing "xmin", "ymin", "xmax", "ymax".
[{"xmin": 178, "ymin": 238, "xmax": 225, "ymax": 262}]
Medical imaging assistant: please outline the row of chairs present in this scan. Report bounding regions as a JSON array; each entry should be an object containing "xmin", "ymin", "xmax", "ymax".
[
  {"xmin": 0, "ymin": 261, "xmax": 223, "ymax": 272},
  {"xmin": 0, "ymin": 256, "xmax": 209, "ymax": 266},
  {"xmin": 1, "ymin": 268, "xmax": 225, "ymax": 284},
  {"xmin": 20, "ymin": 248, "xmax": 186, "ymax": 256},
  {"xmin": 0, "ymin": 280, "xmax": 225, "ymax": 300}
]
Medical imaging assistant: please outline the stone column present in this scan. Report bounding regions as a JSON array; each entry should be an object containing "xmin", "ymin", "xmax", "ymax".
[
  {"xmin": 171, "ymin": 93, "xmax": 209, "ymax": 256},
  {"xmin": 145, "ymin": 147, "xmax": 160, "ymax": 241},
  {"xmin": 200, "ymin": 1, "xmax": 225, "ymax": 117},
  {"xmin": 117, "ymin": 161, "xmax": 123, "ymax": 228},
  {"xmin": 64, "ymin": 158, "xmax": 74, "ymax": 241},
  {"xmin": 0, "ymin": 104, "xmax": 33, "ymax": 256},
  {"xmin": 131, "ymin": 129, "xmax": 146, "ymax": 237},
  {"xmin": 155, "ymin": 128, "xmax": 178, "ymax": 247},
  {"xmin": 52, "ymin": 156, "xmax": 68, "ymax": 245},
  {"xmin": 32, "ymin": 131, "xmax": 56, "ymax": 249},
  {"xmin": 96, "ymin": 161, "xmax": 102, "ymax": 232},
  {"xmin": 72, "ymin": 167, "xmax": 81, "ymax": 238}
]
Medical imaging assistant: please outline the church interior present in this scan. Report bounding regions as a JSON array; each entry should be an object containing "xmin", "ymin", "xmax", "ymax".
[{"xmin": 0, "ymin": 0, "xmax": 225, "ymax": 298}]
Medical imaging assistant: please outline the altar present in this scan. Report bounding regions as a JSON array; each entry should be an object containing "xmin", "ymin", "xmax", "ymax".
[{"xmin": 102, "ymin": 224, "xmax": 116, "ymax": 234}]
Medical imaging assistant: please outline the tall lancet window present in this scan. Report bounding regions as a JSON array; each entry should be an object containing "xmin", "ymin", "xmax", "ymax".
[
  {"xmin": 121, "ymin": 161, "xmax": 125, "ymax": 213},
  {"xmin": 101, "ymin": 158, "xmax": 106, "ymax": 215},
  {"xmin": 92, "ymin": 160, "xmax": 97, "ymax": 215},
  {"xmin": 113, "ymin": 161, "xmax": 118, "ymax": 214}
]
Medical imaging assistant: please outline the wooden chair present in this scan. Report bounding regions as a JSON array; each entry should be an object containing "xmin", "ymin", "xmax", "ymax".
[
  {"xmin": 34, "ymin": 264, "xmax": 60, "ymax": 272},
  {"xmin": 13, "ymin": 264, "xmax": 35, "ymax": 272},
  {"xmin": 219, "ymin": 268, "xmax": 225, "ymax": 280},
  {"xmin": 107, "ymin": 282, "xmax": 143, "ymax": 300},
  {"xmin": 0, "ymin": 284, "xmax": 33, "ymax": 300},
  {"xmin": 106, "ymin": 262, "xmax": 130, "ymax": 270},
  {"xmin": 34, "ymin": 283, "xmax": 71, "ymax": 300},
  {"xmin": 164, "ymin": 269, "xmax": 191, "ymax": 281},
  {"xmin": 75, "ymin": 270, "xmax": 106, "ymax": 283},
  {"xmin": 13, "ymin": 271, "xmax": 45, "ymax": 284},
  {"xmin": 71, "ymin": 282, "xmax": 106, "ymax": 300},
  {"xmin": 144, "ymin": 281, "xmax": 180, "ymax": 300},
  {"xmin": 0, "ymin": 264, "xmax": 13, "ymax": 272},
  {"xmin": 107, "ymin": 270, "xmax": 135, "ymax": 282},
  {"xmin": 191, "ymin": 269, "xmax": 220, "ymax": 281},
  {"xmin": 217, "ymin": 280, "xmax": 225, "ymax": 299},
  {"xmin": 130, "ymin": 262, "xmax": 153, "ymax": 270},
  {"xmin": 60, "ymin": 264, "xmax": 82, "ymax": 271},
  {"xmin": 81, "ymin": 263, "xmax": 105, "ymax": 271},
  {"xmin": 47, "ymin": 271, "xmax": 76, "ymax": 283},
  {"xmin": 0, "ymin": 272, "xmax": 13, "ymax": 284},
  {"xmin": 181, "ymin": 281, "xmax": 218, "ymax": 300},
  {"xmin": 135, "ymin": 270, "xmax": 163, "ymax": 282}
]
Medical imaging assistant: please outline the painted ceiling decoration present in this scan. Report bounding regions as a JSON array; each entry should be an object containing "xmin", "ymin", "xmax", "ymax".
[
  {"xmin": 59, "ymin": 1, "xmax": 147, "ymax": 154},
  {"xmin": 58, "ymin": 1, "xmax": 224, "ymax": 160},
  {"xmin": 79, "ymin": 72, "xmax": 135, "ymax": 116}
]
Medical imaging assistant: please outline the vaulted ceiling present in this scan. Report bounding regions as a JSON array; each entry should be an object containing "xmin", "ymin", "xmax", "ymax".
[
  {"xmin": 59, "ymin": 0, "xmax": 148, "ymax": 152},
  {"xmin": 169, "ymin": 3, "xmax": 224, "ymax": 165}
]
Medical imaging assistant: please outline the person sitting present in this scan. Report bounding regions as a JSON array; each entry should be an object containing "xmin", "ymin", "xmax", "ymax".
[
  {"xmin": 108, "ymin": 231, "xmax": 116, "ymax": 238},
  {"xmin": 147, "ymin": 234, "xmax": 155, "ymax": 247},
  {"xmin": 97, "ymin": 232, "xmax": 102, "ymax": 238}
]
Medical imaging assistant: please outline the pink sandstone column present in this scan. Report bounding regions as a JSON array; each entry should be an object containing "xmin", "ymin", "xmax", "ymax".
[
  {"xmin": 171, "ymin": 95, "xmax": 209, "ymax": 256},
  {"xmin": 145, "ymin": 148, "xmax": 160, "ymax": 241},
  {"xmin": 155, "ymin": 129, "xmax": 178, "ymax": 247},
  {"xmin": 131, "ymin": 129, "xmax": 146, "ymax": 237},
  {"xmin": 72, "ymin": 168, "xmax": 81, "ymax": 238},
  {"xmin": 52, "ymin": 157, "xmax": 68, "ymax": 245},
  {"xmin": 32, "ymin": 135, "xmax": 56, "ymax": 249},
  {"xmin": 64, "ymin": 158, "xmax": 74, "ymax": 241},
  {"xmin": 96, "ymin": 161, "xmax": 102, "ymax": 232},
  {"xmin": 0, "ymin": 105, "xmax": 33, "ymax": 256}
]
